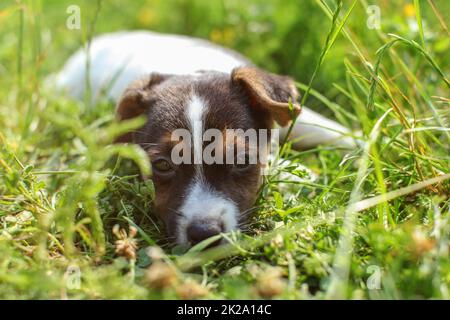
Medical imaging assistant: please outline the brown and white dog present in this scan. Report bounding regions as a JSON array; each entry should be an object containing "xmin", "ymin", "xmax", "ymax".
[{"xmin": 54, "ymin": 31, "xmax": 356, "ymax": 247}]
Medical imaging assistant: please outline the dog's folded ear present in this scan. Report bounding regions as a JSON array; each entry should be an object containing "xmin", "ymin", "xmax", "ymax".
[
  {"xmin": 231, "ymin": 67, "xmax": 301, "ymax": 126},
  {"xmin": 115, "ymin": 73, "xmax": 169, "ymax": 142}
]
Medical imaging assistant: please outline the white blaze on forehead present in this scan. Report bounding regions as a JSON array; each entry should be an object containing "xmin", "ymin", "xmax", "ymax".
[
  {"xmin": 178, "ymin": 93, "xmax": 238, "ymax": 245},
  {"xmin": 187, "ymin": 94, "xmax": 205, "ymax": 166},
  {"xmin": 177, "ymin": 181, "xmax": 238, "ymax": 245}
]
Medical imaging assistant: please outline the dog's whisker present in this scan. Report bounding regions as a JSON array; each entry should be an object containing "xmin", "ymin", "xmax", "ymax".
[
  {"xmin": 238, "ymin": 206, "xmax": 261, "ymax": 222},
  {"xmin": 168, "ymin": 208, "xmax": 184, "ymax": 218}
]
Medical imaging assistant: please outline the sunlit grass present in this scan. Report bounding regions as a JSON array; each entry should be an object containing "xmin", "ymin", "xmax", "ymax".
[{"xmin": 0, "ymin": 0, "xmax": 448, "ymax": 299}]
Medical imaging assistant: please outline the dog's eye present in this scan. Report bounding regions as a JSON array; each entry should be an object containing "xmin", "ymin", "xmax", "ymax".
[{"xmin": 152, "ymin": 159, "xmax": 173, "ymax": 173}]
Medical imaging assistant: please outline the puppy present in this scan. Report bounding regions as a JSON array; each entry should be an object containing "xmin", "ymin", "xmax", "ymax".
[{"xmin": 54, "ymin": 31, "xmax": 356, "ymax": 246}]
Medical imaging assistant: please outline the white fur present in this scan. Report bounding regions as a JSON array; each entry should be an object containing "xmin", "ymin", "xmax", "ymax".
[
  {"xmin": 53, "ymin": 31, "xmax": 247, "ymax": 103},
  {"xmin": 187, "ymin": 95, "xmax": 205, "ymax": 166},
  {"xmin": 52, "ymin": 30, "xmax": 359, "ymax": 243},
  {"xmin": 176, "ymin": 93, "xmax": 238, "ymax": 245},
  {"xmin": 279, "ymin": 107, "xmax": 357, "ymax": 149},
  {"xmin": 177, "ymin": 181, "xmax": 238, "ymax": 245},
  {"xmin": 52, "ymin": 30, "xmax": 358, "ymax": 149}
]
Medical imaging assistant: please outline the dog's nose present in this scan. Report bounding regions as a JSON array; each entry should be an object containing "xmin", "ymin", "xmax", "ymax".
[{"xmin": 187, "ymin": 220, "xmax": 223, "ymax": 245}]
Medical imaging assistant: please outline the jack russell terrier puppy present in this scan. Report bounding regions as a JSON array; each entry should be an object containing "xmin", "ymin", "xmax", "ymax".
[{"xmin": 54, "ymin": 31, "xmax": 356, "ymax": 247}]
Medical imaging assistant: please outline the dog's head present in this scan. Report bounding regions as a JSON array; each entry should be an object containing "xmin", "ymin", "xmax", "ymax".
[{"xmin": 116, "ymin": 67, "xmax": 300, "ymax": 246}]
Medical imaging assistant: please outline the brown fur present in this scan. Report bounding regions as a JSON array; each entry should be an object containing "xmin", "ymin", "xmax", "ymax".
[{"xmin": 115, "ymin": 67, "xmax": 300, "ymax": 239}]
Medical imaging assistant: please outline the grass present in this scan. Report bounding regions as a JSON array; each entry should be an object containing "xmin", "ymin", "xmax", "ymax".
[{"xmin": 0, "ymin": 0, "xmax": 449, "ymax": 299}]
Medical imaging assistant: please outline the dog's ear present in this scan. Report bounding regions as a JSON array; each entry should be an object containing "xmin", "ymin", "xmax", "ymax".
[
  {"xmin": 231, "ymin": 67, "xmax": 301, "ymax": 126},
  {"xmin": 115, "ymin": 73, "xmax": 169, "ymax": 143}
]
